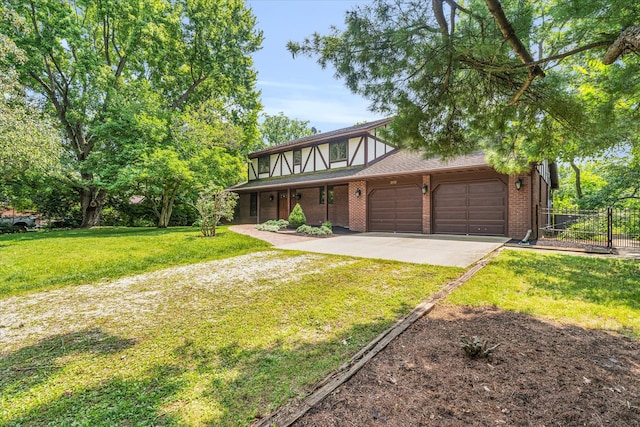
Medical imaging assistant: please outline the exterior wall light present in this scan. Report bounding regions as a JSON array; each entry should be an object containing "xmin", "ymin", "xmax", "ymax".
[
  {"xmin": 422, "ymin": 184, "xmax": 428, "ymax": 194},
  {"xmin": 269, "ymin": 194, "xmax": 274, "ymax": 201},
  {"xmin": 515, "ymin": 178, "xmax": 523, "ymax": 191},
  {"xmin": 355, "ymin": 188, "xmax": 362, "ymax": 197},
  {"xmin": 296, "ymin": 193, "xmax": 302, "ymax": 200}
]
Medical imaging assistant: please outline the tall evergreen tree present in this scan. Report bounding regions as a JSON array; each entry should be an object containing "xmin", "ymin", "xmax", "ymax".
[{"xmin": 288, "ymin": 0, "xmax": 640, "ymax": 172}]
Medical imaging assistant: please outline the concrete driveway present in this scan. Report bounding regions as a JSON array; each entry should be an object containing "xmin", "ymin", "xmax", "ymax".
[{"xmin": 275, "ymin": 233, "xmax": 509, "ymax": 267}]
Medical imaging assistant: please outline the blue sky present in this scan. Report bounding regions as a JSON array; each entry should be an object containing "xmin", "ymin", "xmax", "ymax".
[{"xmin": 247, "ymin": 0, "xmax": 383, "ymax": 133}]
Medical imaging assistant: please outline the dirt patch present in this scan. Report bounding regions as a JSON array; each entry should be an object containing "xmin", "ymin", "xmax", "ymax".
[
  {"xmin": 294, "ymin": 305, "xmax": 640, "ymax": 427},
  {"xmin": 0, "ymin": 251, "xmax": 352, "ymax": 353}
]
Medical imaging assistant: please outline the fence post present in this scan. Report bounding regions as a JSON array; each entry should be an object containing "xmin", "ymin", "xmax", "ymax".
[{"xmin": 607, "ymin": 207, "xmax": 613, "ymax": 248}]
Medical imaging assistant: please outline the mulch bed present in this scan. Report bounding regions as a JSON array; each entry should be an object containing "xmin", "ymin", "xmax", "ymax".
[{"xmin": 294, "ymin": 305, "xmax": 640, "ymax": 427}]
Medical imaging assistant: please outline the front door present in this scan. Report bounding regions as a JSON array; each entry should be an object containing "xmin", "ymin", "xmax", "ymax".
[{"xmin": 278, "ymin": 191, "xmax": 289, "ymax": 220}]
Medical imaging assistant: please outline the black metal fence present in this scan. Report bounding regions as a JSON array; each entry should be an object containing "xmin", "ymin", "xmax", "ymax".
[{"xmin": 537, "ymin": 207, "xmax": 640, "ymax": 248}]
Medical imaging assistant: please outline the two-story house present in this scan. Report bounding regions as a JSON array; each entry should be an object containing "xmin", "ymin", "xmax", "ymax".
[{"xmin": 231, "ymin": 118, "xmax": 557, "ymax": 240}]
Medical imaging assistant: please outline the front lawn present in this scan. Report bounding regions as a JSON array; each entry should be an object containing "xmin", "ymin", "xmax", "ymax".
[
  {"xmin": 0, "ymin": 244, "xmax": 461, "ymax": 426},
  {"xmin": 0, "ymin": 226, "xmax": 269, "ymax": 297},
  {"xmin": 447, "ymin": 249, "xmax": 640, "ymax": 337}
]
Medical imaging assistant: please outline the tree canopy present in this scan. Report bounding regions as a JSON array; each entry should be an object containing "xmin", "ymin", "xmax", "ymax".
[
  {"xmin": 288, "ymin": 0, "xmax": 640, "ymax": 172},
  {"xmin": 259, "ymin": 112, "xmax": 315, "ymax": 147},
  {"xmin": 0, "ymin": 12, "xmax": 62, "ymax": 201},
  {"xmin": 1, "ymin": 0, "xmax": 262, "ymax": 226}
]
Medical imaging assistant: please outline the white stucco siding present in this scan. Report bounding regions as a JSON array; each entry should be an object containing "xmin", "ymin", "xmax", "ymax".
[
  {"xmin": 249, "ymin": 158, "xmax": 258, "ymax": 180},
  {"xmin": 270, "ymin": 153, "xmax": 280, "ymax": 177},
  {"xmin": 317, "ymin": 144, "xmax": 329, "ymax": 171},
  {"xmin": 282, "ymin": 151, "xmax": 293, "ymax": 176},
  {"xmin": 300, "ymin": 147, "xmax": 312, "ymax": 173},
  {"xmin": 349, "ymin": 137, "xmax": 365, "ymax": 165}
]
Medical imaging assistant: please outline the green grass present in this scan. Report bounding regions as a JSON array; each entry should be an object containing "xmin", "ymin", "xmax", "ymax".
[
  {"xmin": 0, "ymin": 250, "xmax": 461, "ymax": 426},
  {"xmin": 0, "ymin": 226, "xmax": 270, "ymax": 297},
  {"xmin": 447, "ymin": 249, "xmax": 640, "ymax": 337}
]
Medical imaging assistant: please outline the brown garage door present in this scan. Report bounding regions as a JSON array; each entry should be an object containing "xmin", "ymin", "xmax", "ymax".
[
  {"xmin": 368, "ymin": 185, "xmax": 422, "ymax": 233},
  {"xmin": 433, "ymin": 180, "xmax": 507, "ymax": 236}
]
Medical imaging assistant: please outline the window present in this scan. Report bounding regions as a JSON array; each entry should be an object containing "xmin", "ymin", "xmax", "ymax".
[
  {"xmin": 329, "ymin": 141, "xmax": 347, "ymax": 162},
  {"xmin": 293, "ymin": 150, "xmax": 302, "ymax": 166},
  {"xmin": 319, "ymin": 186, "xmax": 335, "ymax": 204},
  {"xmin": 258, "ymin": 156, "xmax": 270, "ymax": 174},
  {"xmin": 249, "ymin": 193, "xmax": 257, "ymax": 216}
]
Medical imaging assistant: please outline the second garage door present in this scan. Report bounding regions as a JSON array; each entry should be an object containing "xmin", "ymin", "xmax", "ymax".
[
  {"xmin": 368, "ymin": 185, "xmax": 422, "ymax": 233},
  {"xmin": 432, "ymin": 180, "xmax": 507, "ymax": 236}
]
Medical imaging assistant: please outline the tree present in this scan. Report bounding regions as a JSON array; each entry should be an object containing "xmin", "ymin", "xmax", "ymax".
[
  {"xmin": 288, "ymin": 203, "xmax": 306, "ymax": 228},
  {"xmin": 1, "ymin": 0, "xmax": 262, "ymax": 227},
  {"xmin": 0, "ymin": 11, "xmax": 62, "ymax": 199},
  {"xmin": 259, "ymin": 112, "xmax": 315, "ymax": 147},
  {"xmin": 195, "ymin": 188, "xmax": 239, "ymax": 237},
  {"xmin": 288, "ymin": 0, "xmax": 640, "ymax": 172}
]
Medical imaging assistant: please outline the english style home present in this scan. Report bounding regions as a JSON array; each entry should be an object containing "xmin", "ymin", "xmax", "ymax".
[{"xmin": 231, "ymin": 118, "xmax": 557, "ymax": 240}]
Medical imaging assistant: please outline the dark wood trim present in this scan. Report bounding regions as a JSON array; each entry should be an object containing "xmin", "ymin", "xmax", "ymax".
[
  {"xmin": 364, "ymin": 135, "xmax": 369, "ymax": 166},
  {"xmin": 282, "ymin": 152, "xmax": 292, "ymax": 175},
  {"xmin": 317, "ymin": 146, "xmax": 329, "ymax": 169},
  {"xmin": 324, "ymin": 183, "xmax": 329, "ymax": 221},
  {"xmin": 249, "ymin": 162, "xmax": 258, "ymax": 180},
  {"xmin": 257, "ymin": 191, "xmax": 261, "ymax": 223},
  {"xmin": 313, "ymin": 146, "xmax": 317, "ymax": 171},
  {"xmin": 349, "ymin": 136, "xmax": 363, "ymax": 166},
  {"xmin": 270, "ymin": 155, "xmax": 278, "ymax": 177},
  {"xmin": 302, "ymin": 148, "xmax": 312, "ymax": 173}
]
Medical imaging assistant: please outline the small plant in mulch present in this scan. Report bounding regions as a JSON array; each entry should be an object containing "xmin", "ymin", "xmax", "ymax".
[{"xmin": 460, "ymin": 335, "xmax": 501, "ymax": 359}]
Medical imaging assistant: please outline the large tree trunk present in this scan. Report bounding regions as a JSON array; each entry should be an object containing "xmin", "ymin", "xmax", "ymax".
[
  {"xmin": 79, "ymin": 186, "xmax": 107, "ymax": 228},
  {"xmin": 156, "ymin": 186, "xmax": 178, "ymax": 228},
  {"xmin": 603, "ymin": 25, "xmax": 640, "ymax": 65},
  {"xmin": 570, "ymin": 161, "xmax": 583, "ymax": 200}
]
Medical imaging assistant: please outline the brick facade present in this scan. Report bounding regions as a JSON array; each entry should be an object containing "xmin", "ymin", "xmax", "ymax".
[
  {"xmin": 258, "ymin": 191, "xmax": 277, "ymax": 223},
  {"xmin": 507, "ymin": 174, "xmax": 531, "ymax": 239},
  {"xmin": 328, "ymin": 185, "xmax": 349, "ymax": 228},
  {"xmin": 349, "ymin": 180, "xmax": 367, "ymax": 232},
  {"xmin": 294, "ymin": 187, "xmax": 324, "ymax": 225},
  {"xmin": 422, "ymin": 175, "xmax": 431, "ymax": 234},
  {"xmin": 246, "ymin": 171, "xmax": 545, "ymax": 239}
]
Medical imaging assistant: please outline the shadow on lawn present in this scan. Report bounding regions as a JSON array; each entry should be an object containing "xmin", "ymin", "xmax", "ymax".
[
  {"xmin": 193, "ymin": 316, "xmax": 406, "ymax": 426},
  {"xmin": 2, "ymin": 308, "xmax": 411, "ymax": 425},
  {"xmin": 0, "ymin": 328, "xmax": 136, "ymax": 398},
  {"xmin": 502, "ymin": 251, "xmax": 640, "ymax": 310},
  {"xmin": 1, "ymin": 328, "xmax": 182, "ymax": 425}
]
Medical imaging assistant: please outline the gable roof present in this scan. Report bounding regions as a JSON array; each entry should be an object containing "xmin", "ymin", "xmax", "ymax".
[
  {"xmin": 353, "ymin": 150, "xmax": 488, "ymax": 178},
  {"xmin": 249, "ymin": 117, "xmax": 393, "ymax": 158}
]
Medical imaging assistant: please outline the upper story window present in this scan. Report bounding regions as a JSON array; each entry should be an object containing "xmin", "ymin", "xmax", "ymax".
[
  {"xmin": 293, "ymin": 149, "xmax": 302, "ymax": 166},
  {"xmin": 330, "ymin": 141, "xmax": 347, "ymax": 162},
  {"xmin": 258, "ymin": 156, "xmax": 270, "ymax": 174}
]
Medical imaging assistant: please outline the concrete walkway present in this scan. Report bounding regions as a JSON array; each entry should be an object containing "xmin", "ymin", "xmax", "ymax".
[
  {"xmin": 275, "ymin": 233, "xmax": 509, "ymax": 267},
  {"xmin": 230, "ymin": 225, "xmax": 508, "ymax": 267}
]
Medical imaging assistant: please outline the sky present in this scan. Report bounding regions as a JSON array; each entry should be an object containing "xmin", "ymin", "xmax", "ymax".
[{"xmin": 247, "ymin": 0, "xmax": 383, "ymax": 133}]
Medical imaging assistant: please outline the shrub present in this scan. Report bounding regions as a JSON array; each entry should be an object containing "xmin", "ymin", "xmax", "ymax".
[
  {"xmin": 296, "ymin": 224, "xmax": 333, "ymax": 236},
  {"xmin": 321, "ymin": 221, "xmax": 332, "ymax": 230},
  {"xmin": 195, "ymin": 188, "xmax": 238, "ymax": 237},
  {"xmin": 255, "ymin": 219, "xmax": 289, "ymax": 232},
  {"xmin": 288, "ymin": 203, "xmax": 306, "ymax": 228},
  {"xmin": 0, "ymin": 223, "xmax": 18, "ymax": 234}
]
